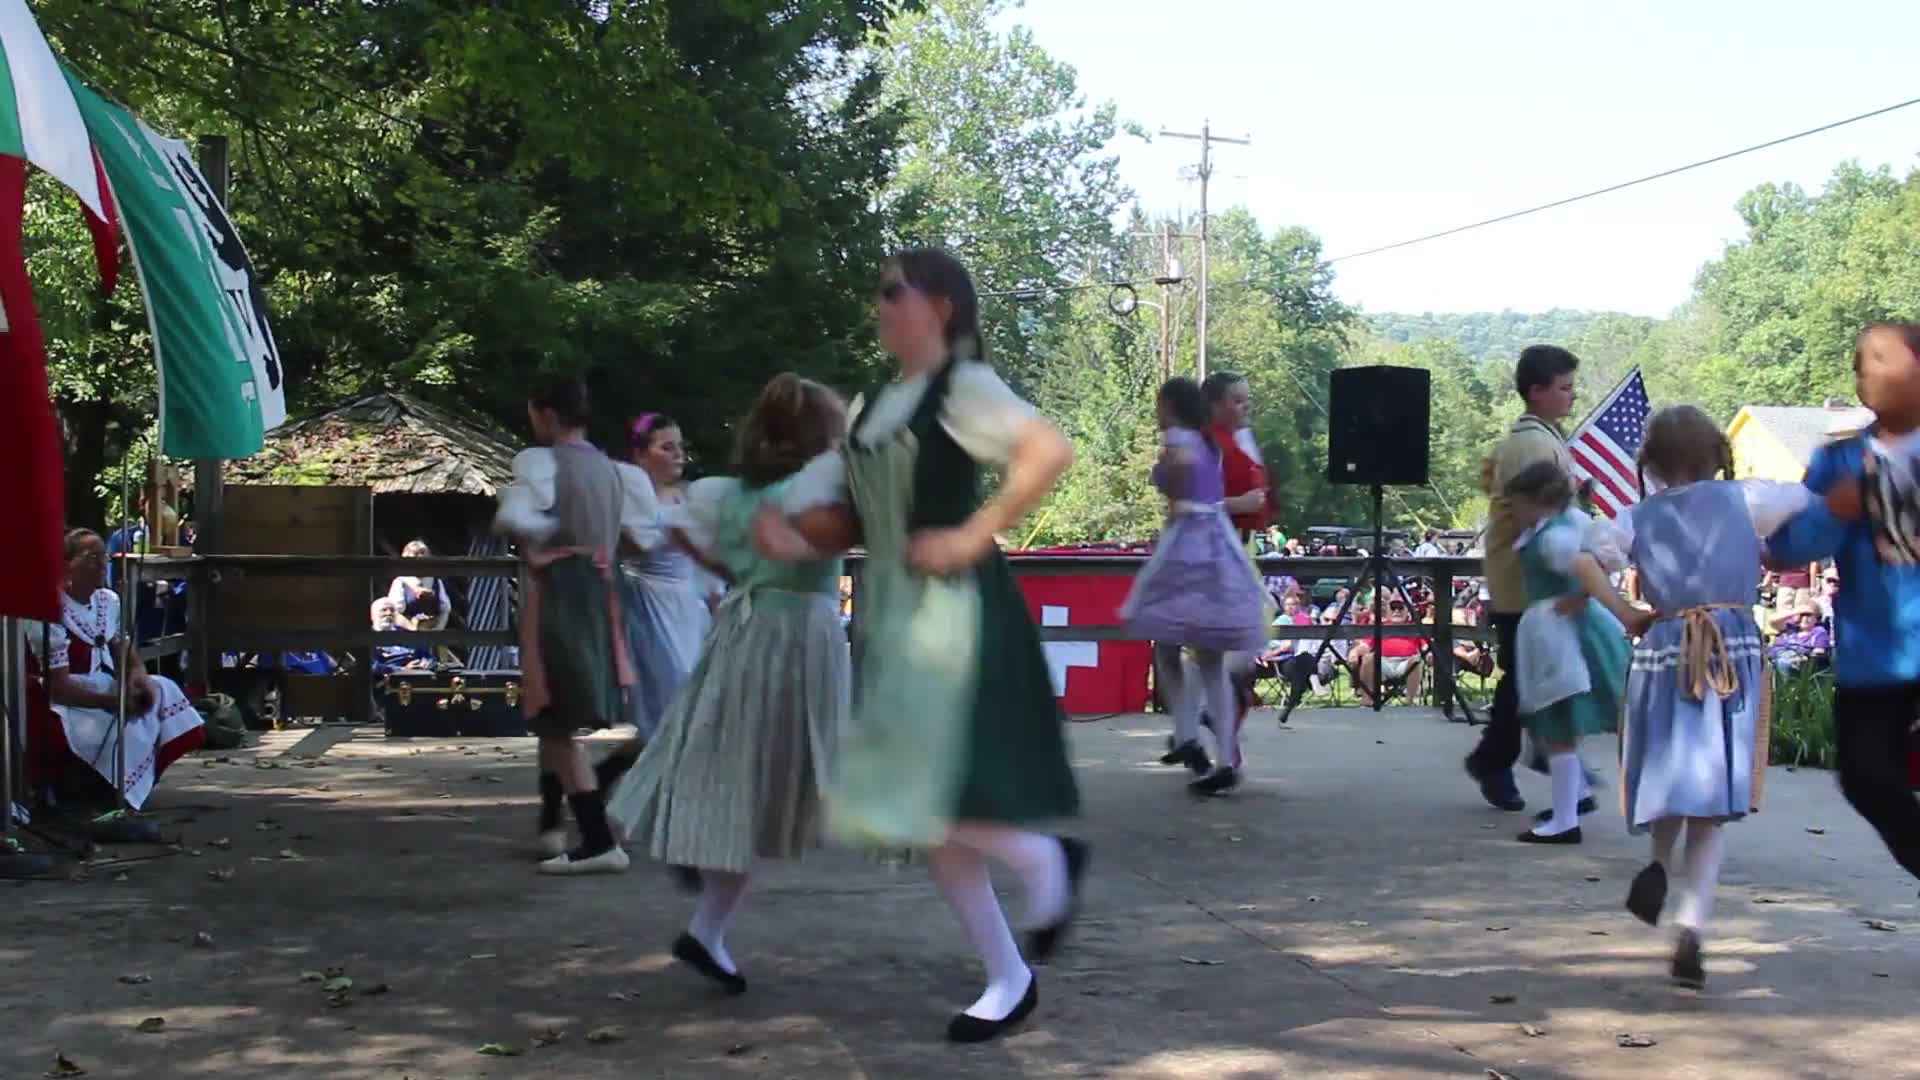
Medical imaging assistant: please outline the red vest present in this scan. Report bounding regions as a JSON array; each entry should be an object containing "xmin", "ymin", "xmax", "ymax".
[{"xmin": 1210, "ymin": 423, "xmax": 1274, "ymax": 535}]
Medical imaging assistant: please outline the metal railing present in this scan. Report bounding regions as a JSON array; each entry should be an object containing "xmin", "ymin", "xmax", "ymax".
[{"xmin": 125, "ymin": 552, "xmax": 1492, "ymax": 721}]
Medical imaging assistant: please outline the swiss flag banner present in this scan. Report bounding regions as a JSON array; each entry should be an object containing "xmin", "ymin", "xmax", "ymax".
[{"xmin": 0, "ymin": 154, "xmax": 64, "ymax": 619}]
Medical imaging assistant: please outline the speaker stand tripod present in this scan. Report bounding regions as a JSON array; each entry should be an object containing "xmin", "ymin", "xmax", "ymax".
[{"xmin": 1274, "ymin": 484, "xmax": 1481, "ymax": 726}]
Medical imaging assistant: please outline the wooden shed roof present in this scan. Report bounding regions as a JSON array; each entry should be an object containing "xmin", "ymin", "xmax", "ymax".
[{"xmin": 219, "ymin": 392, "xmax": 520, "ymax": 496}]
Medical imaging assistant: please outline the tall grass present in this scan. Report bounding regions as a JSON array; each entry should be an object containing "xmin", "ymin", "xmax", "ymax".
[{"xmin": 1770, "ymin": 666, "xmax": 1837, "ymax": 769}]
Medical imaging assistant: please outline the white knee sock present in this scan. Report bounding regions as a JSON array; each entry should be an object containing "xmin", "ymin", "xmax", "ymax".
[
  {"xmin": 947, "ymin": 822, "xmax": 1069, "ymax": 929},
  {"xmin": 1649, "ymin": 817, "xmax": 1683, "ymax": 867},
  {"xmin": 1531, "ymin": 751, "xmax": 1583, "ymax": 836},
  {"xmin": 1194, "ymin": 649, "xmax": 1239, "ymax": 770},
  {"xmin": 1156, "ymin": 644, "xmax": 1200, "ymax": 746},
  {"xmin": 688, "ymin": 868, "xmax": 752, "ymax": 974},
  {"xmin": 1674, "ymin": 820, "xmax": 1726, "ymax": 934},
  {"xmin": 926, "ymin": 842, "xmax": 1033, "ymax": 1021}
]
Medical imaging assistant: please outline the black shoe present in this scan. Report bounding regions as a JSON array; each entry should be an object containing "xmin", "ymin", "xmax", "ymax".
[
  {"xmin": 1531, "ymin": 797, "xmax": 1598, "ymax": 825},
  {"xmin": 1189, "ymin": 766, "xmax": 1241, "ymax": 796},
  {"xmin": 1026, "ymin": 838, "xmax": 1090, "ymax": 964},
  {"xmin": 671, "ymin": 933, "xmax": 747, "ymax": 995},
  {"xmin": 1160, "ymin": 739, "xmax": 1211, "ymax": 774},
  {"xmin": 1670, "ymin": 928, "xmax": 1705, "ymax": 988},
  {"xmin": 945, "ymin": 974, "xmax": 1038, "ymax": 1043},
  {"xmin": 1625, "ymin": 861, "xmax": 1668, "ymax": 927},
  {"xmin": 1515, "ymin": 826, "xmax": 1582, "ymax": 844},
  {"xmin": 1464, "ymin": 756, "xmax": 1526, "ymax": 812}
]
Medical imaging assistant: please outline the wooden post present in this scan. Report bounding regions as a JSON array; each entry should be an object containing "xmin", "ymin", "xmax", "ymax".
[
  {"xmin": 1426, "ymin": 558, "xmax": 1456, "ymax": 718},
  {"xmin": 190, "ymin": 135, "xmax": 229, "ymax": 690}
]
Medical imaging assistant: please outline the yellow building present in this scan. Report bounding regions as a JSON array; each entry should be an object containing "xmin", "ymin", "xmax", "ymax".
[{"xmin": 1726, "ymin": 402, "xmax": 1874, "ymax": 483}]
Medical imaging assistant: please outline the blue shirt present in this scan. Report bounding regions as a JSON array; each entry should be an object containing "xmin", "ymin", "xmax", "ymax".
[{"xmin": 1766, "ymin": 437, "xmax": 1920, "ymax": 688}]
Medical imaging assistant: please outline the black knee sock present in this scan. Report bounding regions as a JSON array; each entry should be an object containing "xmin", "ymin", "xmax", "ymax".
[
  {"xmin": 538, "ymin": 771, "xmax": 564, "ymax": 832},
  {"xmin": 593, "ymin": 747, "xmax": 641, "ymax": 795},
  {"xmin": 569, "ymin": 792, "xmax": 615, "ymax": 855}
]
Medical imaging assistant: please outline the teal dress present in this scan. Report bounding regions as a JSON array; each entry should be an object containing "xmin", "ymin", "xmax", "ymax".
[
  {"xmin": 813, "ymin": 359, "xmax": 1079, "ymax": 847},
  {"xmin": 1518, "ymin": 509, "xmax": 1629, "ymax": 744},
  {"xmin": 605, "ymin": 474, "xmax": 848, "ymax": 872}
]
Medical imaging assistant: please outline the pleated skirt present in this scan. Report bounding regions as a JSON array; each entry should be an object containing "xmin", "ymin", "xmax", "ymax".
[{"xmin": 605, "ymin": 588, "xmax": 849, "ymax": 873}]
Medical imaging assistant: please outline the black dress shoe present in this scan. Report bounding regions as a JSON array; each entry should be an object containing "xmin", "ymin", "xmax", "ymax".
[
  {"xmin": 1027, "ymin": 837, "xmax": 1090, "ymax": 964},
  {"xmin": 671, "ymin": 933, "xmax": 746, "ymax": 995},
  {"xmin": 1625, "ymin": 861, "xmax": 1668, "ymax": 926},
  {"xmin": 1464, "ymin": 755, "xmax": 1526, "ymax": 812},
  {"xmin": 1532, "ymin": 797, "xmax": 1598, "ymax": 825},
  {"xmin": 1160, "ymin": 739, "xmax": 1211, "ymax": 774},
  {"xmin": 1189, "ymin": 766, "xmax": 1241, "ymax": 796},
  {"xmin": 1670, "ymin": 928, "xmax": 1705, "ymax": 988},
  {"xmin": 1515, "ymin": 826, "xmax": 1582, "ymax": 844},
  {"xmin": 946, "ymin": 974, "xmax": 1038, "ymax": 1043}
]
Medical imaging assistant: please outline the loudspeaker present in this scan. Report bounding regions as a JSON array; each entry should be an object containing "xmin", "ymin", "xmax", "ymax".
[{"xmin": 1326, "ymin": 365, "xmax": 1430, "ymax": 486}]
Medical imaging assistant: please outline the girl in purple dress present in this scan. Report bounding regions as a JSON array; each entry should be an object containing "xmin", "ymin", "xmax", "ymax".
[{"xmin": 1121, "ymin": 378, "xmax": 1270, "ymax": 794}]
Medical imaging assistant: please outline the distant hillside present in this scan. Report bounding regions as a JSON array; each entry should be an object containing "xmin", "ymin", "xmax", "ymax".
[{"xmin": 1367, "ymin": 309, "xmax": 1638, "ymax": 365}]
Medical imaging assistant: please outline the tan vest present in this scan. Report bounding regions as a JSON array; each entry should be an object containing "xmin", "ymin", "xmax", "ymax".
[{"xmin": 1483, "ymin": 416, "xmax": 1573, "ymax": 614}]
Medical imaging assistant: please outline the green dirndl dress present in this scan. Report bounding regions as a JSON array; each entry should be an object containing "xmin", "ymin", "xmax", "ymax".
[
  {"xmin": 1518, "ymin": 509, "xmax": 1629, "ymax": 744},
  {"xmin": 828, "ymin": 360, "xmax": 1079, "ymax": 848}
]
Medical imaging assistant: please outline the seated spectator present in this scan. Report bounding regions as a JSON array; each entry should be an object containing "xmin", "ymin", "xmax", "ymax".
[
  {"xmin": 1354, "ymin": 599, "xmax": 1424, "ymax": 705},
  {"xmin": 1769, "ymin": 607, "xmax": 1830, "ymax": 676},
  {"xmin": 371, "ymin": 597, "xmax": 435, "ymax": 673},
  {"xmin": 1817, "ymin": 567, "xmax": 1839, "ymax": 625},
  {"xmin": 23, "ymin": 528, "xmax": 205, "ymax": 809},
  {"xmin": 387, "ymin": 539, "xmax": 451, "ymax": 631}
]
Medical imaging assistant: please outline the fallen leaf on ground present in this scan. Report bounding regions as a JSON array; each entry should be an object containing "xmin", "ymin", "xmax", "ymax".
[
  {"xmin": 322, "ymin": 976, "xmax": 353, "ymax": 993},
  {"xmin": 1521, "ymin": 1023, "xmax": 1546, "ymax": 1037},
  {"xmin": 255, "ymin": 820, "xmax": 281, "ymax": 831},
  {"xmin": 277, "ymin": 849, "xmax": 301, "ymax": 860},
  {"xmin": 726, "ymin": 1043, "xmax": 752, "ymax": 1056},
  {"xmin": 1874, "ymin": 971, "xmax": 1891, "ymax": 978},
  {"xmin": 1479, "ymin": 824, "xmax": 1497, "ymax": 830},
  {"xmin": 468, "ymin": 953, "xmax": 497, "ymax": 960},
  {"xmin": 1178, "ymin": 956, "xmax": 1224, "ymax": 966},
  {"xmin": 1616, "ymin": 1033, "xmax": 1657, "ymax": 1048},
  {"xmin": 586, "ymin": 1026, "xmax": 625, "ymax": 1044},
  {"xmin": 1754, "ymin": 896, "xmax": 1782, "ymax": 904},
  {"xmin": 113, "ymin": 872, "xmax": 130, "ymax": 883},
  {"xmin": 207, "ymin": 869, "xmax": 235, "ymax": 883},
  {"xmin": 117, "ymin": 973, "xmax": 151, "ymax": 985},
  {"xmin": 531, "ymin": 1028, "xmax": 564, "ymax": 1048},
  {"xmin": 134, "ymin": 1017, "xmax": 166, "ymax": 1033},
  {"xmin": 45, "ymin": 1052, "xmax": 85, "ymax": 1077},
  {"xmin": 1489, "ymin": 993, "xmax": 1516, "ymax": 1004},
  {"xmin": 1588, "ymin": 930, "xmax": 1610, "ymax": 936},
  {"xmin": 1484, "ymin": 926, "xmax": 1511, "ymax": 932},
  {"xmin": 186, "ymin": 849, "xmax": 203, "ymax": 858},
  {"xmin": 1805, "ymin": 826, "xmax": 1826, "ymax": 835},
  {"xmin": 191, "ymin": 932, "xmax": 214, "ymax": 948},
  {"xmin": 607, "ymin": 991, "xmax": 632, "ymax": 1002},
  {"xmin": 207, "ymin": 838, "xmax": 231, "ymax": 850},
  {"xmin": 1349, "ymin": 920, "xmax": 1370, "ymax": 928},
  {"xmin": 476, "ymin": 1043, "xmax": 520, "ymax": 1057},
  {"xmin": 1306, "ymin": 895, "xmax": 1321, "ymax": 903},
  {"xmin": 1864, "ymin": 919, "xmax": 1899, "ymax": 932},
  {"xmin": 299, "ymin": 971, "xmax": 324, "ymax": 983},
  {"xmin": 1584, "ymin": 875, "xmax": 1601, "ymax": 883}
]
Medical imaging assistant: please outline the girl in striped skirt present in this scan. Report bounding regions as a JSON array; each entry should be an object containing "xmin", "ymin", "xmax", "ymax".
[{"xmin": 604, "ymin": 374, "xmax": 850, "ymax": 994}]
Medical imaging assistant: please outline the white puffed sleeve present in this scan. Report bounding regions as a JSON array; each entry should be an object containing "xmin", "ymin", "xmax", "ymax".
[
  {"xmin": 23, "ymin": 619, "xmax": 69, "ymax": 671},
  {"xmin": 1536, "ymin": 518, "xmax": 1587, "ymax": 575},
  {"xmin": 1740, "ymin": 479, "xmax": 1814, "ymax": 538},
  {"xmin": 780, "ymin": 450, "xmax": 850, "ymax": 514},
  {"xmin": 493, "ymin": 449, "xmax": 560, "ymax": 543},
  {"xmin": 672, "ymin": 477, "xmax": 739, "ymax": 558},
  {"xmin": 1584, "ymin": 512, "xmax": 1635, "ymax": 574},
  {"xmin": 614, "ymin": 461, "xmax": 665, "ymax": 551},
  {"xmin": 940, "ymin": 363, "xmax": 1040, "ymax": 468}
]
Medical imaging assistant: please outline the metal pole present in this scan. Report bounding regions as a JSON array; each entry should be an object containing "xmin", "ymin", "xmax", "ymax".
[
  {"xmin": 3, "ymin": 616, "xmax": 18, "ymax": 834},
  {"xmin": 1158, "ymin": 221, "xmax": 1173, "ymax": 383},
  {"xmin": 115, "ymin": 467, "xmax": 135, "ymax": 813}
]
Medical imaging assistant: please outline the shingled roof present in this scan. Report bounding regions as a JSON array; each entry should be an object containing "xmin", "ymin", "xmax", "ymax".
[
  {"xmin": 219, "ymin": 392, "xmax": 519, "ymax": 496},
  {"xmin": 1738, "ymin": 404, "xmax": 1873, "ymax": 466}
]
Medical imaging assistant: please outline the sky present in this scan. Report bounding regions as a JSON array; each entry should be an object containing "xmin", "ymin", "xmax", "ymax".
[{"xmin": 998, "ymin": 0, "xmax": 1920, "ymax": 318}]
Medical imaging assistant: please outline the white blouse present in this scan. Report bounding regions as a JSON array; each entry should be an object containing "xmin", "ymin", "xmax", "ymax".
[
  {"xmin": 1584, "ymin": 479, "xmax": 1811, "ymax": 572},
  {"xmin": 782, "ymin": 363, "xmax": 1039, "ymax": 512},
  {"xmin": 493, "ymin": 447, "xmax": 661, "ymax": 549}
]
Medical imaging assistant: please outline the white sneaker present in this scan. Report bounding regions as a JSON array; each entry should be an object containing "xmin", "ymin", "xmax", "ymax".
[
  {"xmin": 537, "ymin": 829, "xmax": 568, "ymax": 859},
  {"xmin": 538, "ymin": 847, "xmax": 631, "ymax": 875}
]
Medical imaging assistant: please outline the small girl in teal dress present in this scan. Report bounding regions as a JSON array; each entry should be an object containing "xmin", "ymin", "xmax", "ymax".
[{"xmin": 1504, "ymin": 461, "xmax": 1647, "ymax": 845}]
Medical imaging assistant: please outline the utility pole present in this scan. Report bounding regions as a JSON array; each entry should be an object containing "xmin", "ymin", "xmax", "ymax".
[
  {"xmin": 1158, "ymin": 220, "xmax": 1173, "ymax": 382},
  {"xmin": 1159, "ymin": 121, "xmax": 1248, "ymax": 383}
]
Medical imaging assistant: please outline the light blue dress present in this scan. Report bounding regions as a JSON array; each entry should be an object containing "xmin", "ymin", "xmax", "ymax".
[
  {"xmin": 618, "ymin": 499, "xmax": 714, "ymax": 742},
  {"xmin": 1517, "ymin": 509, "xmax": 1630, "ymax": 744},
  {"xmin": 1618, "ymin": 481, "xmax": 1767, "ymax": 830}
]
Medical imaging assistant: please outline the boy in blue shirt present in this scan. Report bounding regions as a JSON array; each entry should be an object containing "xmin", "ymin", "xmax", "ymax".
[{"xmin": 1766, "ymin": 321, "xmax": 1920, "ymax": 888}]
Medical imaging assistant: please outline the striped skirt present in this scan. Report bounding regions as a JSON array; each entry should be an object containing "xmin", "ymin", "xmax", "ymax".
[{"xmin": 604, "ymin": 587, "xmax": 848, "ymax": 873}]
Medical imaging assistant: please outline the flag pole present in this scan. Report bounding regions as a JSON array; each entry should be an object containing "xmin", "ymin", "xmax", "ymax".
[{"xmin": 1562, "ymin": 365, "xmax": 1641, "ymax": 446}]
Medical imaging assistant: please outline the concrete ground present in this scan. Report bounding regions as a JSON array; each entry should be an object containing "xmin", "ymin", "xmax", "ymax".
[{"xmin": 5, "ymin": 707, "xmax": 1918, "ymax": 1080}]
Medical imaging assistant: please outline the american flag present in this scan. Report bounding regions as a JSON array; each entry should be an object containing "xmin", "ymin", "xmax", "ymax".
[{"xmin": 1567, "ymin": 369, "xmax": 1651, "ymax": 519}]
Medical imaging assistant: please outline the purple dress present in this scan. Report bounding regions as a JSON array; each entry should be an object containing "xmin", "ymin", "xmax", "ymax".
[{"xmin": 1120, "ymin": 427, "xmax": 1269, "ymax": 652}]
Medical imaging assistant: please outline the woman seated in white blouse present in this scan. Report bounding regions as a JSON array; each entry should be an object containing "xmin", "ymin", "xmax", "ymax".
[{"xmin": 23, "ymin": 528, "xmax": 205, "ymax": 809}]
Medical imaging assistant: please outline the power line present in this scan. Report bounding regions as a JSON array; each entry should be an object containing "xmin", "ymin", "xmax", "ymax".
[{"xmin": 1324, "ymin": 92, "xmax": 1920, "ymax": 265}]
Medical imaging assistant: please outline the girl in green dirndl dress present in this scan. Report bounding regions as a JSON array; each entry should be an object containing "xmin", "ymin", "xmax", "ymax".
[
  {"xmin": 756, "ymin": 249, "xmax": 1085, "ymax": 1044},
  {"xmin": 1503, "ymin": 461, "xmax": 1643, "ymax": 846},
  {"xmin": 604, "ymin": 374, "xmax": 851, "ymax": 996}
]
